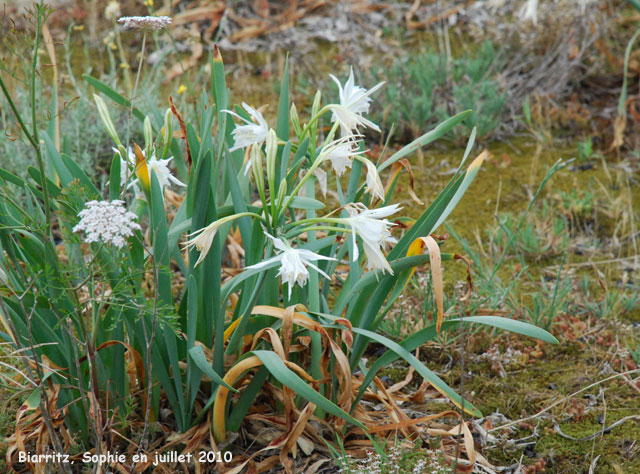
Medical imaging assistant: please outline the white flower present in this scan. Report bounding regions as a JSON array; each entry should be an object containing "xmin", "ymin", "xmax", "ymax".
[
  {"xmin": 116, "ymin": 147, "xmax": 185, "ymax": 193},
  {"xmin": 183, "ymin": 221, "xmax": 222, "ymax": 267},
  {"xmin": 114, "ymin": 147, "xmax": 136, "ymax": 185},
  {"xmin": 117, "ymin": 16, "xmax": 172, "ymax": 30},
  {"xmin": 328, "ymin": 67, "xmax": 384, "ymax": 136},
  {"xmin": 518, "ymin": 0, "xmax": 538, "ymax": 25},
  {"xmin": 322, "ymin": 140, "xmax": 361, "ymax": 177},
  {"xmin": 147, "ymin": 154, "xmax": 186, "ymax": 189},
  {"xmin": 183, "ymin": 214, "xmax": 252, "ymax": 267},
  {"xmin": 73, "ymin": 200, "xmax": 141, "ymax": 248},
  {"xmin": 342, "ymin": 203, "xmax": 401, "ymax": 274},
  {"xmin": 364, "ymin": 159, "xmax": 385, "ymax": 201},
  {"xmin": 246, "ymin": 232, "xmax": 335, "ymax": 299},
  {"xmin": 223, "ymin": 103, "xmax": 269, "ymax": 152},
  {"xmin": 314, "ymin": 168, "xmax": 328, "ymax": 197}
]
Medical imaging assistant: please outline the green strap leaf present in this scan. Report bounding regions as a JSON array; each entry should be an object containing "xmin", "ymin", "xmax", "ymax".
[
  {"xmin": 188, "ymin": 346, "xmax": 237, "ymax": 392},
  {"xmin": 252, "ymin": 350, "xmax": 365, "ymax": 429},
  {"xmin": 346, "ymin": 323, "xmax": 482, "ymax": 417},
  {"xmin": 350, "ymin": 316, "xmax": 557, "ymax": 408},
  {"xmin": 83, "ymin": 74, "xmax": 145, "ymax": 121},
  {"xmin": 379, "ymin": 110, "xmax": 472, "ymax": 172}
]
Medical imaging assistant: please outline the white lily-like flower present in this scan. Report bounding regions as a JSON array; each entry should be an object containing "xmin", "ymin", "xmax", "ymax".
[
  {"xmin": 223, "ymin": 103, "xmax": 269, "ymax": 152},
  {"xmin": 342, "ymin": 203, "xmax": 401, "ymax": 274},
  {"xmin": 147, "ymin": 154, "xmax": 186, "ymax": 189},
  {"xmin": 363, "ymin": 159, "xmax": 385, "ymax": 201},
  {"xmin": 183, "ymin": 222, "xmax": 221, "ymax": 267},
  {"xmin": 313, "ymin": 168, "xmax": 328, "ymax": 197},
  {"xmin": 115, "ymin": 147, "xmax": 185, "ymax": 193},
  {"xmin": 328, "ymin": 67, "xmax": 384, "ymax": 136},
  {"xmin": 183, "ymin": 215, "xmax": 237, "ymax": 267},
  {"xmin": 184, "ymin": 212, "xmax": 259, "ymax": 267},
  {"xmin": 247, "ymin": 232, "xmax": 335, "ymax": 299},
  {"xmin": 322, "ymin": 140, "xmax": 362, "ymax": 177}
]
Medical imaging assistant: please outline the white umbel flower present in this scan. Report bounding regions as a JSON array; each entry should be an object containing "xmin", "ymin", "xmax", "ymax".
[
  {"xmin": 247, "ymin": 232, "xmax": 335, "ymax": 298},
  {"xmin": 73, "ymin": 200, "xmax": 141, "ymax": 248},
  {"xmin": 223, "ymin": 103, "xmax": 269, "ymax": 152},
  {"xmin": 328, "ymin": 67, "xmax": 384, "ymax": 136},
  {"xmin": 343, "ymin": 203, "xmax": 401, "ymax": 274},
  {"xmin": 117, "ymin": 16, "xmax": 172, "ymax": 30}
]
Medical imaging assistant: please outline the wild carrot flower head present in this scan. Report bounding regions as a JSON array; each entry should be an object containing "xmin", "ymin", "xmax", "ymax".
[
  {"xmin": 328, "ymin": 67, "xmax": 384, "ymax": 136},
  {"xmin": 73, "ymin": 200, "xmax": 141, "ymax": 248},
  {"xmin": 117, "ymin": 16, "xmax": 172, "ymax": 30}
]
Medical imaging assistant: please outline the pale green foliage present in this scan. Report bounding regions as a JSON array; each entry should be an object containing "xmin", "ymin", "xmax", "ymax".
[{"xmin": 372, "ymin": 42, "xmax": 506, "ymax": 141}]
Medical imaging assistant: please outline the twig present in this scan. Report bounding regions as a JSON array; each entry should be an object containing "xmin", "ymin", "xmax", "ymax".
[
  {"xmin": 487, "ymin": 369, "xmax": 640, "ymax": 433},
  {"xmin": 552, "ymin": 415, "xmax": 640, "ymax": 442}
]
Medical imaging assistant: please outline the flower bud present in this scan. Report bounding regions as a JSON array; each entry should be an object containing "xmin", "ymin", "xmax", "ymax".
[
  {"xmin": 290, "ymin": 103, "xmax": 302, "ymax": 138},
  {"xmin": 311, "ymin": 90, "xmax": 322, "ymax": 118},
  {"xmin": 94, "ymin": 94, "xmax": 122, "ymax": 148},
  {"xmin": 143, "ymin": 116, "xmax": 153, "ymax": 158},
  {"xmin": 276, "ymin": 178, "xmax": 287, "ymax": 208},
  {"xmin": 265, "ymin": 129, "xmax": 278, "ymax": 185},
  {"xmin": 161, "ymin": 108, "xmax": 173, "ymax": 158}
]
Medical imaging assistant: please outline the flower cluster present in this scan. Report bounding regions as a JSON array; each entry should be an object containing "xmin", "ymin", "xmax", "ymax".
[
  {"xmin": 117, "ymin": 16, "xmax": 172, "ymax": 30},
  {"xmin": 189, "ymin": 67, "xmax": 396, "ymax": 296},
  {"xmin": 73, "ymin": 200, "xmax": 141, "ymax": 248}
]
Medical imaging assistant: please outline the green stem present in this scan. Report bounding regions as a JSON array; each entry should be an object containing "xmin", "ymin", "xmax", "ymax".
[
  {"xmin": 306, "ymin": 179, "xmax": 325, "ymax": 417},
  {"xmin": 0, "ymin": 77, "xmax": 38, "ymax": 149},
  {"xmin": 284, "ymin": 216, "xmax": 345, "ymax": 231},
  {"xmin": 280, "ymin": 122, "xmax": 340, "ymax": 212},
  {"xmin": 113, "ymin": 22, "xmax": 132, "ymax": 93},
  {"xmin": 29, "ymin": 5, "xmax": 51, "ymax": 227},
  {"xmin": 284, "ymin": 225, "xmax": 350, "ymax": 239},
  {"xmin": 132, "ymin": 32, "xmax": 147, "ymax": 110},
  {"xmin": 300, "ymin": 105, "xmax": 331, "ymax": 140}
]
